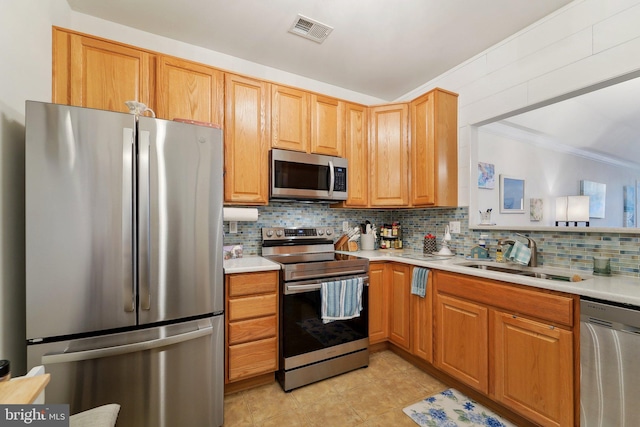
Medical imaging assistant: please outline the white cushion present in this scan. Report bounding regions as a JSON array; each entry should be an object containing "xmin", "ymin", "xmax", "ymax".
[{"xmin": 69, "ymin": 404, "xmax": 121, "ymax": 427}]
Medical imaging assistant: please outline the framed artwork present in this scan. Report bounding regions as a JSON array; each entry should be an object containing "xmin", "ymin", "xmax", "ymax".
[
  {"xmin": 580, "ymin": 180, "xmax": 606, "ymax": 218},
  {"xmin": 477, "ymin": 162, "xmax": 495, "ymax": 189},
  {"xmin": 500, "ymin": 175, "xmax": 525, "ymax": 213},
  {"xmin": 624, "ymin": 185, "xmax": 635, "ymax": 227},
  {"xmin": 530, "ymin": 198, "xmax": 543, "ymax": 221}
]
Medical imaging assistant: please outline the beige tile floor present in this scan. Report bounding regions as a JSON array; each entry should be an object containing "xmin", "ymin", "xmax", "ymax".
[{"xmin": 223, "ymin": 350, "xmax": 447, "ymax": 426}]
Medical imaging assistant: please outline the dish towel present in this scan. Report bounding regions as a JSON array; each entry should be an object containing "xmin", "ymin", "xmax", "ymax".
[
  {"xmin": 321, "ymin": 277, "xmax": 364, "ymax": 324},
  {"xmin": 411, "ymin": 267, "xmax": 429, "ymax": 298},
  {"xmin": 504, "ymin": 241, "xmax": 531, "ymax": 265}
]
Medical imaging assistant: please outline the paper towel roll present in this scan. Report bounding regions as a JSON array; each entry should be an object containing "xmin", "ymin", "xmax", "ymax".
[{"xmin": 223, "ymin": 207, "xmax": 259, "ymax": 222}]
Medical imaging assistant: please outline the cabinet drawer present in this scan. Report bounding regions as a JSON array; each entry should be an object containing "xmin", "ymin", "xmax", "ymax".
[
  {"xmin": 228, "ymin": 337, "xmax": 277, "ymax": 381},
  {"xmin": 228, "ymin": 294, "xmax": 277, "ymax": 321},
  {"xmin": 227, "ymin": 271, "xmax": 278, "ymax": 297},
  {"xmin": 228, "ymin": 315, "xmax": 277, "ymax": 345},
  {"xmin": 435, "ymin": 271, "xmax": 575, "ymax": 327}
]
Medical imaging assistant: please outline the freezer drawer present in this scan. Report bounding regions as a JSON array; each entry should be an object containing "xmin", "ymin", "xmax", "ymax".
[{"xmin": 27, "ymin": 316, "xmax": 224, "ymax": 427}]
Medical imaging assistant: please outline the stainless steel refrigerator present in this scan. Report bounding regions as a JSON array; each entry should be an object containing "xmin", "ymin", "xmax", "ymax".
[{"xmin": 25, "ymin": 101, "xmax": 224, "ymax": 427}]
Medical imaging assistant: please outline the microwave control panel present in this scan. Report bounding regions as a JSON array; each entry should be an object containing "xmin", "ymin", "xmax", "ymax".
[{"xmin": 334, "ymin": 167, "xmax": 347, "ymax": 192}]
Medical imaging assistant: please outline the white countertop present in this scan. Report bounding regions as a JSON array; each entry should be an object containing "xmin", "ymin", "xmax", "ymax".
[
  {"xmin": 345, "ymin": 249, "xmax": 640, "ymax": 307},
  {"xmin": 223, "ymin": 250, "xmax": 640, "ymax": 306},
  {"xmin": 223, "ymin": 256, "xmax": 281, "ymax": 274}
]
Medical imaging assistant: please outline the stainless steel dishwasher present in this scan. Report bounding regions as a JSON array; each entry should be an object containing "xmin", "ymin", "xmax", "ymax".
[{"xmin": 581, "ymin": 297, "xmax": 640, "ymax": 426}]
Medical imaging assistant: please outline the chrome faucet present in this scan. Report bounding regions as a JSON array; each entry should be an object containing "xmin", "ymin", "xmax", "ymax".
[{"xmin": 497, "ymin": 233, "xmax": 538, "ymax": 267}]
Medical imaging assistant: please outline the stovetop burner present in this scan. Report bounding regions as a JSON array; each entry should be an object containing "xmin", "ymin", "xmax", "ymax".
[{"xmin": 261, "ymin": 226, "xmax": 369, "ymax": 282}]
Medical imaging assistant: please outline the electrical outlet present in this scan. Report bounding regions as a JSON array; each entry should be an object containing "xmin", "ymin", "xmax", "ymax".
[
  {"xmin": 343, "ymin": 221, "xmax": 349, "ymax": 232},
  {"xmin": 449, "ymin": 221, "xmax": 461, "ymax": 234}
]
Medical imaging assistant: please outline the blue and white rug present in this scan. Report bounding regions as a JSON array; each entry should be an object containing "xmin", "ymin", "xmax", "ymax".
[{"xmin": 403, "ymin": 388, "xmax": 515, "ymax": 427}]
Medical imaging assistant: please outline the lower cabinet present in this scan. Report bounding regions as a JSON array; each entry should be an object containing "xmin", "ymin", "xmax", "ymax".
[
  {"xmin": 433, "ymin": 270, "xmax": 576, "ymax": 427},
  {"xmin": 493, "ymin": 311, "xmax": 574, "ymax": 427},
  {"xmin": 410, "ymin": 268, "xmax": 433, "ymax": 363},
  {"xmin": 388, "ymin": 263, "xmax": 411, "ymax": 350},
  {"xmin": 368, "ymin": 262, "xmax": 389, "ymax": 344},
  {"xmin": 435, "ymin": 293, "xmax": 488, "ymax": 393},
  {"xmin": 225, "ymin": 271, "xmax": 278, "ymax": 383}
]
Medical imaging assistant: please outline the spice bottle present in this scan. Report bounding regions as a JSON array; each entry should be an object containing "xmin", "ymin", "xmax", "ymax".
[{"xmin": 0, "ymin": 360, "xmax": 10, "ymax": 382}]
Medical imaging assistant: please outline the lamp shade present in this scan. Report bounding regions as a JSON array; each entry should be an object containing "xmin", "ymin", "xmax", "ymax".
[
  {"xmin": 567, "ymin": 195, "xmax": 590, "ymax": 222},
  {"xmin": 555, "ymin": 197, "xmax": 568, "ymax": 221}
]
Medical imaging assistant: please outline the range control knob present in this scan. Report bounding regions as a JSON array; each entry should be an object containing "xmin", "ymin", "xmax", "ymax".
[
  {"xmin": 266, "ymin": 230, "xmax": 274, "ymax": 237},
  {"xmin": 317, "ymin": 229, "xmax": 325, "ymax": 236},
  {"xmin": 326, "ymin": 228, "xmax": 333, "ymax": 236},
  {"xmin": 275, "ymin": 229, "xmax": 283, "ymax": 237}
]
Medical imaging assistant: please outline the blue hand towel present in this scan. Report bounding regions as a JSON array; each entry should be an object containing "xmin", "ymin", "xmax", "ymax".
[
  {"xmin": 321, "ymin": 277, "xmax": 364, "ymax": 324},
  {"xmin": 505, "ymin": 241, "xmax": 531, "ymax": 265},
  {"xmin": 411, "ymin": 267, "xmax": 429, "ymax": 298}
]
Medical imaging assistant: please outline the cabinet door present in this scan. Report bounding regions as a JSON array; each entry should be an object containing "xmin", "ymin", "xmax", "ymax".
[
  {"xmin": 493, "ymin": 311, "xmax": 574, "ymax": 427},
  {"xmin": 224, "ymin": 74, "xmax": 270, "ymax": 205},
  {"xmin": 368, "ymin": 263, "xmax": 388, "ymax": 344},
  {"xmin": 388, "ymin": 263, "xmax": 411, "ymax": 350},
  {"xmin": 53, "ymin": 29, "xmax": 154, "ymax": 113},
  {"xmin": 271, "ymin": 85, "xmax": 309, "ymax": 152},
  {"xmin": 435, "ymin": 293, "xmax": 488, "ymax": 393},
  {"xmin": 311, "ymin": 95, "xmax": 343, "ymax": 156},
  {"xmin": 411, "ymin": 89, "xmax": 458, "ymax": 207},
  {"xmin": 410, "ymin": 268, "xmax": 433, "ymax": 363},
  {"xmin": 156, "ymin": 56, "xmax": 223, "ymax": 124},
  {"xmin": 369, "ymin": 104, "xmax": 409, "ymax": 207},
  {"xmin": 343, "ymin": 103, "xmax": 369, "ymax": 207}
]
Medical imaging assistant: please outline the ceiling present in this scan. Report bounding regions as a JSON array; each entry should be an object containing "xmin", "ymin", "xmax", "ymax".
[
  {"xmin": 486, "ymin": 76, "xmax": 640, "ymax": 170},
  {"xmin": 65, "ymin": 0, "xmax": 572, "ymax": 101}
]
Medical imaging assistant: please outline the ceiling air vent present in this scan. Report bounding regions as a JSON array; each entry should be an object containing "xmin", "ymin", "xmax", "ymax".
[{"xmin": 288, "ymin": 14, "xmax": 333, "ymax": 43}]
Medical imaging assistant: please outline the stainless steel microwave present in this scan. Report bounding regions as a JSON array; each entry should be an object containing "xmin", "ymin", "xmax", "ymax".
[{"xmin": 270, "ymin": 149, "xmax": 348, "ymax": 202}]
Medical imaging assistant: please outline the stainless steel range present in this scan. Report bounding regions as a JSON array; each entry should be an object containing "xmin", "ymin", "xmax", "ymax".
[{"xmin": 262, "ymin": 226, "xmax": 370, "ymax": 391}]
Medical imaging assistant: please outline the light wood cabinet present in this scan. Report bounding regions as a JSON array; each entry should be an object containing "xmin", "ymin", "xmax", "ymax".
[
  {"xmin": 310, "ymin": 95, "xmax": 344, "ymax": 156},
  {"xmin": 435, "ymin": 292, "xmax": 489, "ymax": 393},
  {"xmin": 493, "ymin": 311, "xmax": 574, "ymax": 427},
  {"xmin": 368, "ymin": 262, "xmax": 388, "ymax": 344},
  {"xmin": 53, "ymin": 27, "xmax": 154, "ymax": 113},
  {"xmin": 410, "ymin": 89, "xmax": 458, "ymax": 207},
  {"xmin": 388, "ymin": 263, "xmax": 411, "ymax": 350},
  {"xmin": 339, "ymin": 103, "xmax": 369, "ymax": 207},
  {"xmin": 224, "ymin": 73, "xmax": 270, "ymax": 205},
  {"xmin": 434, "ymin": 270, "xmax": 577, "ymax": 426},
  {"xmin": 410, "ymin": 268, "xmax": 433, "ymax": 363},
  {"xmin": 225, "ymin": 271, "xmax": 278, "ymax": 383},
  {"xmin": 271, "ymin": 85, "xmax": 309, "ymax": 152},
  {"xmin": 369, "ymin": 104, "xmax": 409, "ymax": 207},
  {"xmin": 156, "ymin": 55, "xmax": 223, "ymax": 124}
]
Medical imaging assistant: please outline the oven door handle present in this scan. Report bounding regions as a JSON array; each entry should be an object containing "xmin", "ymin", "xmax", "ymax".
[{"xmin": 286, "ymin": 275, "xmax": 369, "ymax": 293}]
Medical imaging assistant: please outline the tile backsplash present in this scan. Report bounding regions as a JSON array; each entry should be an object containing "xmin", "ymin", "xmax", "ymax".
[{"xmin": 224, "ymin": 204, "xmax": 640, "ymax": 278}]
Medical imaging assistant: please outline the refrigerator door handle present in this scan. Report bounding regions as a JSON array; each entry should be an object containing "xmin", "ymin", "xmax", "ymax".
[
  {"xmin": 138, "ymin": 129, "xmax": 151, "ymax": 311},
  {"xmin": 41, "ymin": 325, "xmax": 213, "ymax": 365},
  {"xmin": 123, "ymin": 129, "xmax": 135, "ymax": 312}
]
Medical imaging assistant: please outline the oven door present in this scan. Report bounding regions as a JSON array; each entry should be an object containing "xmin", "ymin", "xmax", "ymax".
[{"xmin": 280, "ymin": 275, "xmax": 369, "ymax": 370}]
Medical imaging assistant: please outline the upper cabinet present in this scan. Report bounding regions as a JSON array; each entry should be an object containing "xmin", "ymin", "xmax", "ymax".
[
  {"xmin": 224, "ymin": 74, "xmax": 270, "ymax": 205},
  {"xmin": 369, "ymin": 104, "xmax": 409, "ymax": 207},
  {"xmin": 310, "ymin": 95, "xmax": 344, "ymax": 156},
  {"xmin": 271, "ymin": 85, "xmax": 309, "ymax": 152},
  {"xmin": 341, "ymin": 103, "xmax": 369, "ymax": 207},
  {"xmin": 156, "ymin": 56, "xmax": 224, "ymax": 125},
  {"xmin": 410, "ymin": 89, "xmax": 458, "ymax": 207},
  {"xmin": 52, "ymin": 27, "xmax": 154, "ymax": 114}
]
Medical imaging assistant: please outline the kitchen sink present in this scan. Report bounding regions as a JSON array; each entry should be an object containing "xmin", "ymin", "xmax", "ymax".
[{"xmin": 456, "ymin": 261, "xmax": 584, "ymax": 282}]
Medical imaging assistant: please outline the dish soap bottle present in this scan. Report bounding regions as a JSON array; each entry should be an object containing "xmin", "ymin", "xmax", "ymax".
[{"xmin": 495, "ymin": 244, "xmax": 504, "ymax": 263}]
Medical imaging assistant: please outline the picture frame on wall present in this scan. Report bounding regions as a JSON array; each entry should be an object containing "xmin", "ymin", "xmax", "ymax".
[
  {"xmin": 478, "ymin": 162, "xmax": 495, "ymax": 189},
  {"xmin": 500, "ymin": 175, "xmax": 525, "ymax": 213},
  {"xmin": 580, "ymin": 180, "xmax": 606, "ymax": 218},
  {"xmin": 624, "ymin": 185, "xmax": 635, "ymax": 227}
]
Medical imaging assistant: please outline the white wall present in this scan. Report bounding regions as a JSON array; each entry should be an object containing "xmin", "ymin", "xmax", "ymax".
[
  {"xmin": 396, "ymin": 0, "xmax": 640, "ymax": 227},
  {"xmin": 477, "ymin": 129, "xmax": 638, "ymax": 227}
]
